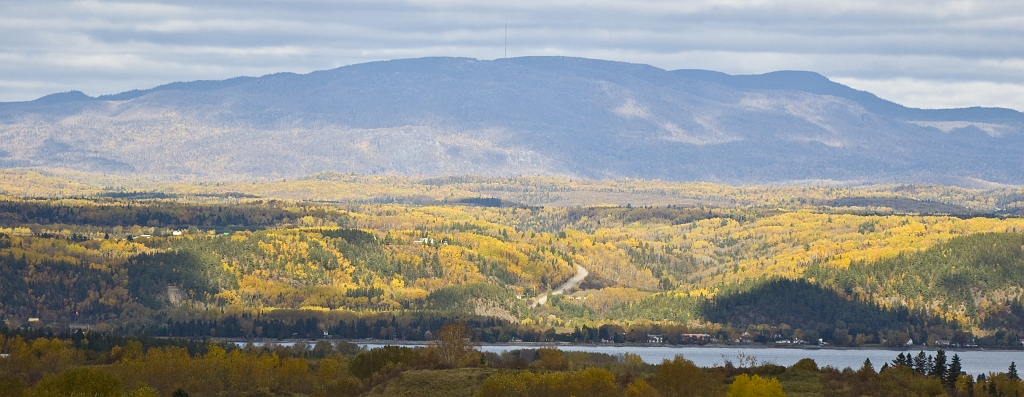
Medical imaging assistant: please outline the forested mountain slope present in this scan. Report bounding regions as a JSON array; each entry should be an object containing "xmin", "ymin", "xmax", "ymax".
[
  {"xmin": 3, "ymin": 188, "xmax": 1024, "ymax": 346},
  {"xmin": 1, "ymin": 57, "xmax": 1022, "ymax": 184},
  {"xmin": 807, "ymin": 233, "xmax": 1024, "ymax": 330}
]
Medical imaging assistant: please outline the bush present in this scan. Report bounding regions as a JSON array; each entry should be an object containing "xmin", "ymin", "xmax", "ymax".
[
  {"xmin": 29, "ymin": 367, "xmax": 123, "ymax": 397},
  {"xmin": 349, "ymin": 346, "xmax": 421, "ymax": 379},
  {"xmin": 649, "ymin": 356, "xmax": 726, "ymax": 397},
  {"xmin": 728, "ymin": 374, "xmax": 785, "ymax": 397}
]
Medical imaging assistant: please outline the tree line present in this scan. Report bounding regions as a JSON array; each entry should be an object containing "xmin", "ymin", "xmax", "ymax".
[{"xmin": 7, "ymin": 326, "xmax": 1024, "ymax": 397}]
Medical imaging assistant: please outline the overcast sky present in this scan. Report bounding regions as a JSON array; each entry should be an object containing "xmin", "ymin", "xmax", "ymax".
[{"xmin": 1, "ymin": 0, "xmax": 1022, "ymax": 110}]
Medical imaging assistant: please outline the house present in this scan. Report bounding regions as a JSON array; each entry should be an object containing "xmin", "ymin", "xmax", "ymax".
[
  {"xmin": 25, "ymin": 318, "xmax": 43, "ymax": 330},
  {"xmin": 648, "ymin": 334, "xmax": 664, "ymax": 344}
]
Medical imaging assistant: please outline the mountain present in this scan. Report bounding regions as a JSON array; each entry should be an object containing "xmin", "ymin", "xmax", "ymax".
[{"xmin": 1, "ymin": 56, "xmax": 1022, "ymax": 184}]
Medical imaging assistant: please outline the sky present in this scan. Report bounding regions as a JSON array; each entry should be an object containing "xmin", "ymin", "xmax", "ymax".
[{"xmin": 1, "ymin": 0, "xmax": 1022, "ymax": 110}]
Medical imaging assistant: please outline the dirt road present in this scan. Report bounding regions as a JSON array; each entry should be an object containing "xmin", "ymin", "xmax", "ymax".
[{"xmin": 530, "ymin": 265, "xmax": 589, "ymax": 308}]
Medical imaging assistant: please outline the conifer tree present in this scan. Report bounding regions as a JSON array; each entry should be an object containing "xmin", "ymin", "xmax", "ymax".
[
  {"xmin": 913, "ymin": 351, "xmax": 928, "ymax": 374},
  {"xmin": 861, "ymin": 358, "xmax": 875, "ymax": 374},
  {"xmin": 946, "ymin": 354, "xmax": 962, "ymax": 388},
  {"xmin": 931, "ymin": 349, "xmax": 947, "ymax": 380},
  {"xmin": 893, "ymin": 352, "xmax": 908, "ymax": 367}
]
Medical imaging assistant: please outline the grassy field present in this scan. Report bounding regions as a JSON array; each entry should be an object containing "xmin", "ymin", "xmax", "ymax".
[{"xmin": 363, "ymin": 368, "xmax": 498, "ymax": 397}]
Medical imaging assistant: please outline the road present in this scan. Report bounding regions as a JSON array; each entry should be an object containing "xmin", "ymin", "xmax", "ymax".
[{"xmin": 530, "ymin": 265, "xmax": 589, "ymax": 308}]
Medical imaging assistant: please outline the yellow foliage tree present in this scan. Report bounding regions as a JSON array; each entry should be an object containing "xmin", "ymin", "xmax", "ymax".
[
  {"xmin": 728, "ymin": 374, "xmax": 786, "ymax": 397},
  {"xmin": 431, "ymin": 323, "xmax": 478, "ymax": 367}
]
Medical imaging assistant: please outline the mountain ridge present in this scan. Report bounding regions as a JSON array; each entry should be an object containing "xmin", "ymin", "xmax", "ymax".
[
  {"xmin": 20, "ymin": 59, "xmax": 1019, "ymax": 121},
  {"xmin": 1, "ymin": 56, "xmax": 1022, "ymax": 185}
]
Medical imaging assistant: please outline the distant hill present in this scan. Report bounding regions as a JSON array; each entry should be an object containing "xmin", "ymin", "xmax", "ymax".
[{"xmin": 1, "ymin": 56, "xmax": 1022, "ymax": 184}]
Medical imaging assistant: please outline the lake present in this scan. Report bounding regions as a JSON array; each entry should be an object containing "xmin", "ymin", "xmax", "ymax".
[
  {"xmin": 375, "ymin": 344, "xmax": 1023, "ymax": 376},
  {"xmin": 234, "ymin": 341, "xmax": 1022, "ymax": 376}
]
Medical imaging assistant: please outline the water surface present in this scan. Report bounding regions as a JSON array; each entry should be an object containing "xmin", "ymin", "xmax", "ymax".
[{"xmin": 238, "ymin": 341, "xmax": 1023, "ymax": 376}]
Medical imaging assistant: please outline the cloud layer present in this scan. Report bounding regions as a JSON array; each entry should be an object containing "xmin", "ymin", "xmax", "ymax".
[{"xmin": 2, "ymin": 0, "xmax": 1022, "ymax": 110}]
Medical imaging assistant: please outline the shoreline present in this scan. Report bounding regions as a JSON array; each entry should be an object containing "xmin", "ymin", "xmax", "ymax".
[{"xmin": 217, "ymin": 338, "xmax": 1022, "ymax": 353}]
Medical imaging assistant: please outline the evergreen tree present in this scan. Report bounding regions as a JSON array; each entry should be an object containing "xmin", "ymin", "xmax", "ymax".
[
  {"xmin": 913, "ymin": 351, "xmax": 928, "ymax": 374},
  {"xmin": 931, "ymin": 349, "xmax": 947, "ymax": 380},
  {"xmin": 1009, "ymin": 362, "xmax": 1020, "ymax": 381},
  {"xmin": 861, "ymin": 358, "xmax": 875, "ymax": 374},
  {"xmin": 947, "ymin": 354, "xmax": 963, "ymax": 388},
  {"xmin": 893, "ymin": 352, "xmax": 908, "ymax": 367}
]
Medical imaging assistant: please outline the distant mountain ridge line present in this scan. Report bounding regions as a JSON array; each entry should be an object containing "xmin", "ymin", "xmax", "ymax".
[
  {"xmin": 18, "ymin": 58, "xmax": 1019, "ymax": 117},
  {"xmin": 0, "ymin": 56, "xmax": 1022, "ymax": 184}
]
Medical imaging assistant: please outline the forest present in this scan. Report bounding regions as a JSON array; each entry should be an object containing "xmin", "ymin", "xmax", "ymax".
[
  {"xmin": 3, "ymin": 173, "xmax": 1024, "ymax": 349},
  {"xmin": 5, "ymin": 173, "xmax": 1024, "ymax": 395}
]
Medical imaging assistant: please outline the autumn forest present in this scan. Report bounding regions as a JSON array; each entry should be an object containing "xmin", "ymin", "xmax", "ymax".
[{"xmin": 4, "ymin": 169, "xmax": 1024, "ymax": 396}]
